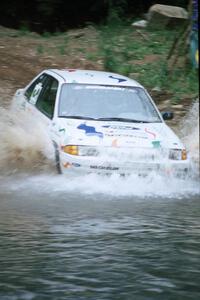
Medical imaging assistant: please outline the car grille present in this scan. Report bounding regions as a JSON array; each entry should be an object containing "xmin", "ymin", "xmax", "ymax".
[{"xmin": 97, "ymin": 147, "xmax": 168, "ymax": 163}]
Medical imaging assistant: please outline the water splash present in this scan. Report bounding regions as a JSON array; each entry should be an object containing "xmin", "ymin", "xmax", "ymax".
[
  {"xmin": 179, "ymin": 99, "xmax": 199, "ymax": 176},
  {"xmin": 0, "ymin": 107, "xmax": 55, "ymax": 174},
  {"xmin": 0, "ymin": 172, "xmax": 199, "ymax": 199}
]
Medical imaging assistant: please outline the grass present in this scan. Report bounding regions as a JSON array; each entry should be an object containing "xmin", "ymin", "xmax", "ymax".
[
  {"xmin": 98, "ymin": 21, "xmax": 199, "ymax": 102},
  {"xmin": 18, "ymin": 25, "xmax": 30, "ymax": 36},
  {"xmin": 26, "ymin": 17, "xmax": 198, "ymax": 103}
]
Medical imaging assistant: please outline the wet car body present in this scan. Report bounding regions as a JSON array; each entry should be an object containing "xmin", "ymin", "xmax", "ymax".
[{"xmin": 12, "ymin": 69, "xmax": 190, "ymax": 177}]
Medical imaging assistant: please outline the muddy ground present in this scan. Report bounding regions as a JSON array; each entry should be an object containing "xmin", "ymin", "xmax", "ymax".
[{"xmin": 0, "ymin": 25, "xmax": 197, "ymax": 133}]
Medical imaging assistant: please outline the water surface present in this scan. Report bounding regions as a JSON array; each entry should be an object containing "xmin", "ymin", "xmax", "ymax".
[{"xmin": 0, "ymin": 173, "xmax": 200, "ymax": 300}]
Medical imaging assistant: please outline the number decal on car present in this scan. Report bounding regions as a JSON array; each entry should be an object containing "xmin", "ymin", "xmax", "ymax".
[{"xmin": 30, "ymin": 83, "xmax": 43, "ymax": 105}]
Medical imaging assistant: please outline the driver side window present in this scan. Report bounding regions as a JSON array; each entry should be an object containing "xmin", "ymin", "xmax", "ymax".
[
  {"xmin": 36, "ymin": 76, "xmax": 58, "ymax": 119},
  {"xmin": 25, "ymin": 73, "xmax": 58, "ymax": 119},
  {"xmin": 25, "ymin": 74, "xmax": 47, "ymax": 103}
]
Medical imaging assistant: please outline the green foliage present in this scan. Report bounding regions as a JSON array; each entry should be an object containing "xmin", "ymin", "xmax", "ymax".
[
  {"xmin": 103, "ymin": 47, "xmax": 119, "ymax": 72},
  {"xmin": 18, "ymin": 25, "xmax": 30, "ymax": 36},
  {"xmin": 106, "ymin": 7, "xmax": 123, "ymax": 27},
  {"xmin": 85, "ymin": 52, "xmax": 98, "ymax": 62},
  {"xmin": 98, "ymin": 20, "xmax": 198, "ymax": 101},
  {"xmin": 170, "ymin": 69, "xmax": 199, "ymax": 96},
  {"xmin": 42, "ymin": 31, "xmax": 52, "ymax": 38},
  {"xmin": 135, "ymin": 61, "xmax": 167, "ymax": 88}
]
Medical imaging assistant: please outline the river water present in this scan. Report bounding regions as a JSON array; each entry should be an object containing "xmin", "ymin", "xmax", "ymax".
[{"xmin": 0, "ymin": 102, "xmax": 199, "ymax": 300}]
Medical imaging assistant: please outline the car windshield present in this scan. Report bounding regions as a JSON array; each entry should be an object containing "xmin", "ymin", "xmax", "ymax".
[{"xmin": 59, "ymin": 84, "xmax": 161, "ymax": 123}]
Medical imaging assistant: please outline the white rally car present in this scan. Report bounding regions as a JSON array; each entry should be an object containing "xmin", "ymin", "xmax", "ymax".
[{"xmin": 12, "ymin": 69, "xmax": 190, "ymax": 176}]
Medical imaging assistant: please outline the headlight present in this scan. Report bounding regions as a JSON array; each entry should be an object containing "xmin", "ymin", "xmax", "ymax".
[
  {"xmin": 61, "ymin": 145, "xmax": 78, "ymax": 155},
  {"xmin": 169, "ymin": 149, "xmax": 187, "ymax": 160},
  {"xmin": 61, "ymin": 145, "xmax": 99, "ymax": 156}
]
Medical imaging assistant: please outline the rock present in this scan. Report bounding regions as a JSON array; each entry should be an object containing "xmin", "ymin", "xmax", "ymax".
[
  {"xmin": 172, "ymin": 104, "xmax": 184, "ymax": 109},
  {"xmin": 152, "ymin": 86, "xmax": 162, "ymax": 92},
  {"xmin": 132, "ymin": 20, "xmax": 148, "ymax": 28},
  {"xmin": 147, "ymin": 4, "xmax": 188, "ymax": 28}
]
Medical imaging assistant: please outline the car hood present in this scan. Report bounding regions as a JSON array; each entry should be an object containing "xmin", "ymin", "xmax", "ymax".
[{"xmin": 57, "ymin": 119, "xmax": 184, "ymax": 149}]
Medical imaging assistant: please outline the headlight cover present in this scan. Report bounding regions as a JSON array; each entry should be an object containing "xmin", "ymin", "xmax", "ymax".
[
  {"xmin": 169, "ymin": 149, "xmax": 187, "ymax": 160},
  {"xmin": 62, "ymin": 145, "xmax": 99, "ymax": 156}
]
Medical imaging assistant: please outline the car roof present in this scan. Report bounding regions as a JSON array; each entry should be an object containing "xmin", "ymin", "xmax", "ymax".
[{"xmin": 47, "ymin": 69, "xmax": 142, "ymax": 88}]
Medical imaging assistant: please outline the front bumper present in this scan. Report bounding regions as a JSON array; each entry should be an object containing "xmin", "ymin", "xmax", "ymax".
[{"xmin": 59, "ymin": 152, "xmax": 190, "ymax": 177}]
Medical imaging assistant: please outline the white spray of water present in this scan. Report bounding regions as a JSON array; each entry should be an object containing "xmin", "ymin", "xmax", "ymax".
[
  {"xmin": 0, "ymin": 107, "xmax": 55, "ymax": 174},
  {"xmin": 179, "ymin": 99, "xmax": 199, "ymax": 176},
  {"xmin": 0, "ymin": 172, "xmax": 199, "ymax": 198}
]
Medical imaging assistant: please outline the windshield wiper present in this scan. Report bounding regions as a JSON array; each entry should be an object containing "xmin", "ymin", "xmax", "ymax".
[
  {"xmin": 58, "ymin": 116, "xmax": 159, "ymax": 123},
  {"xmin": 59, "ymin": 115, "xmax": 96, "ymax": 120},
  {"xmin": 96, "ymin": 117, "xmax": 150, "ymax": 123}
]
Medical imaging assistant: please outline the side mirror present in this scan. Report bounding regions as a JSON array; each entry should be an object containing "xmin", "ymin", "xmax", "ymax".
[{"xmin": 162, "ymin": 111, "xmax": 174, "ymax": 120}]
